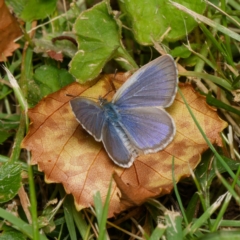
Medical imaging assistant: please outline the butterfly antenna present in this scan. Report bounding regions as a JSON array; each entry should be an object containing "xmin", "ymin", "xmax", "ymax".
[
  {"xmin": 109, "ymin": 69, "xmax": 118, "ymax": 92},
  {"xmin": 66, "ymin": 93, "xmax": 76, "ymax": 98},
  {"xmin": 66, "ymin": 93, "xmax": 99, "ymax": 102},
  {"xmin": 101, "ymin": 69, "xmax": 118, "ymax": 99}
]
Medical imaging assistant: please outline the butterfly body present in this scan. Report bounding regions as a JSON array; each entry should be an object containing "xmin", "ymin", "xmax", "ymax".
[
  {"xmin": 101, "ymin": 100, "xmax": 121, "ymax": 122},
  {"xmin": 70, "ymin": 55, "xmax": 178, "ymax": 168}
]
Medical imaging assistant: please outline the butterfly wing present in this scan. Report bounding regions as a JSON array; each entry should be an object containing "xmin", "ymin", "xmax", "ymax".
[
  {"xmin": 70, "ymin": 98, "xmax": 105, "ymax": 141},
  {"xmin": 113, "ymin": 54, "xmax": 178, "ymax": 109},
  {"xmin": 118, "ymin": 107, "xmax": 175, "ymax": 153},
  {"xmin": 101, "ymin": 119, "xmax": 139, "ymax": 168}
]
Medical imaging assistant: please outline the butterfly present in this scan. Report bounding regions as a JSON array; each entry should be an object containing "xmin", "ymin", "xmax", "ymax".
[{"xmin": 70, "ymin": 54, "xmax": 178, "ymax": 168}]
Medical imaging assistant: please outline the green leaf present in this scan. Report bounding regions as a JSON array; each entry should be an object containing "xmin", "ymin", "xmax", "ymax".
[
  {"xmin": 0, "ymin": 227, "xmax": 26, "ymax": 240},
  {"xmin": 164, "ymin": 211, "xmax": 183, "ymax": 240},
  {"xmin": 59, "ymin": 185, "xmax": 89, "ymax": 240},
  {"xmin": 118, "ymin": 0, "xmax": 206, "ymax": 44},
  {"xmin": 20, "ymin": 0, "xmax": 57, "ymax": 21},
  {"xmin": 172, "ymin": 1, "xmax": 240, "ymax": 42},
  {"xmin": 72, "ymin": 204, "xmax": 89, "ymax": 239},
  {"xmin": 0, "ymin": 114, "xmax": 20, "ymax": 144},
  {"xmin": 38, "ymin": 204, "xmax": 57, "ymax": 233},
  {"xmin": 93, "ymin": 179, "xmax": 112, "ymax": 240},
  {"xmin": 199, "ymin": 230, "xmax": 240, "ymax": 240},
  {"xmin": 0, "ymin": 86, "xmax": 12, "ymax": 100},
  {"xmin": 94, "ymin": 192, "xmax": 103, "ymax": 226},
  {"xmin": 170, "ymin": 44, "xmax": 200, "ymax": 58},
  {"xmin": 5, "ymin": 0, "xmax": 28, "ymax": 17},
  {"xmin": 69, "ymin": 1, "xmax": 136, "ymax": 83},
  {"xmin": 62, "ymin": 195, "xmax": 77, "ymax": 240},
  {"xmin": 180, "ymin": 71, "xmax": 233, "ymax": 91},
  {"xmin": 0, "ymin": 208, "xmax": 48, "ymax": 240},
  {"xmin": 185, "ymin": 193, "xmax": 201, "ymax": 222},
  {"xmin": 195, "ymin": 151, "xmax": 240, "ymax": 190},
  {"xmin": 30, "ymin": 65, "xmax": 74, "ymax": 105},
  {"xmin": 0, "ymin": 131, "xmax": 14, "ymax": 144},
  {"xmin": 34, "ymin": 65, "xmax": 74, "ymax": 93},
  {"xmin": 232, "ymin": 75, "xmax": 240, "ymax": 89},
  {"xmin": 0, "ymin": 162, "xmax": 22, "ymax": 203},
  {"xmin": 148, "ymin": 226, "xmax": 165, "ymax": 240}
]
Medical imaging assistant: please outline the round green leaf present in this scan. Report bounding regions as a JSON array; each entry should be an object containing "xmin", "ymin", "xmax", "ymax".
[
  {"xmin": 69, "ymin": 1, "xmax": 136, "ymax": 83},
  {"xmin": 119, "ymin": 0, "xmax": 206, "ymax": 44},
  {"xmin": 33, "ymin": 65, "xmax": 75, "ymax": 98},
  {"xmin": 20, "ymin": 0, "xmax": 57, "ymax": 21},
  {"xmin": 0, "ymin": 227, "xmax": 26, "ymax": 240}
]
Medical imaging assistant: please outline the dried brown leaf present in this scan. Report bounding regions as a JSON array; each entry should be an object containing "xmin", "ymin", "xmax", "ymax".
[
  {"xmin": 22, "ymin": 74, "xmax": 227, "ymax": 217},
  {"xmin": 0, "ymin": 0, "xmax": 22, "ymax": 61}
]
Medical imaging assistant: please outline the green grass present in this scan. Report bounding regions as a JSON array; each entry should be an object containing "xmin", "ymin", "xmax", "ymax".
[{"xmin": 1, "ymin": 0, "xmax": 240, "ymax": 239}]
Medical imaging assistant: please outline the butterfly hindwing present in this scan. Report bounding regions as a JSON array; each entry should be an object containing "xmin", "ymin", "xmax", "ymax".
[
  {"xmin": 118, "ymin": 107, "xmax": 175, "ymax": 152},
  {"xmin": 101, "ymin": 119, "xmax": 138, "ymax": 168}
]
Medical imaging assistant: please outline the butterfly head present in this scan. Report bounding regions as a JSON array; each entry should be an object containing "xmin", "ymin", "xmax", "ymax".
[{"xmin": 98, "ymin": 97, "xmax": 109, "ymax": 106}]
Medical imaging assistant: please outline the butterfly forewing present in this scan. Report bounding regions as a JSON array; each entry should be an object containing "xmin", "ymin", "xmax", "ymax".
[
  {"xmin": 113, "ymin": 55, "xmax": 178, "ymax": 109},
  {"xmin": 70, "ymin": 98, "xmax": 105, "ymax": 141}
]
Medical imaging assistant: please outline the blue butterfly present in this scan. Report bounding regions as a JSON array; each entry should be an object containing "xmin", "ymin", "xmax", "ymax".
[{"xmin": 70, "ymin": 54, "xmax": 178, "ymax": 168}]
